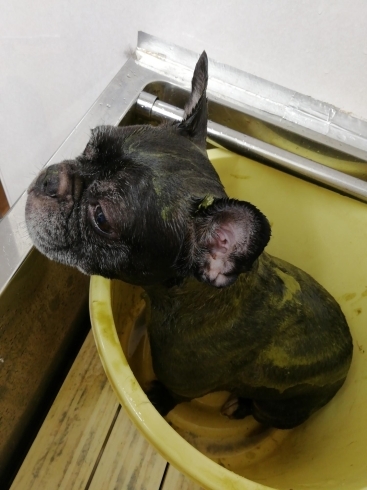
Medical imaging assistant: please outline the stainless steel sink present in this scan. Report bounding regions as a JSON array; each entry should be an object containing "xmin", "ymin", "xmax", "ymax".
[{"xmin": 1, "ymin": 31, "xmax": 367, "ymax": 488}]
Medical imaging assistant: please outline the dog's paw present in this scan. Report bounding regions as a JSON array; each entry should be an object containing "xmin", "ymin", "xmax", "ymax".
[
  {"xmin": 146, "ymin": 380, "xmax": 178, "ymax": 416},
  {"xmin": 221, "ymin": 395, "xmax": 253, "ymax": 419}
]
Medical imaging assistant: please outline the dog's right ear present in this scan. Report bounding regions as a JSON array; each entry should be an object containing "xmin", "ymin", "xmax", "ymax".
[{"xmin": 176, "ymin": 51, "xmax": 208, "ymax": 151}]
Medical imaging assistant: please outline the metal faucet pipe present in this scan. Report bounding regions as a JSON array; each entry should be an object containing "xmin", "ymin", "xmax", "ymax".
[{"xmin": 136, "ymin": 91, "xmax": 367, "ymax": 203}]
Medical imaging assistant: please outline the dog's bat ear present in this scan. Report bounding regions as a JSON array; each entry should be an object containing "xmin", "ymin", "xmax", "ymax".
[
  {"xmin": 176, "ymin": 51, "xmax": 208, "ymax": 151},
  {"xmin": 191, "ymin": 198, "xmax": 271, "ymax": 288}
]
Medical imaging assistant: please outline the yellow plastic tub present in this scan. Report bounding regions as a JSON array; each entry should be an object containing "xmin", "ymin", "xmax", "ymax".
[{"xmin": 90, "ymin": 148, "xmax": 367, "ymax": 490}]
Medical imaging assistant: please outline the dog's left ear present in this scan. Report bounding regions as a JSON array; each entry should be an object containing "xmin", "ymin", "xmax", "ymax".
[
  {"xmin": 177, "ymin": 51, "xmax": 208, "ymax": 150},
  {"xmin": 192, "ymin": 198, "xmax": 271, "ymax": 288}
]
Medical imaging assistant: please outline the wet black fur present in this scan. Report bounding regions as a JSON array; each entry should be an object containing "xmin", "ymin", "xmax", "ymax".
[{"xmin": 26, "ymin": 52, "xmax": 353, "ymax": 429}]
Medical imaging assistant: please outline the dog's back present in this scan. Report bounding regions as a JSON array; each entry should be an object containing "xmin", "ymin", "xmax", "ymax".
[{"xmin": 147, "ymin": 252, "xmax": 352, "ymax": 428}]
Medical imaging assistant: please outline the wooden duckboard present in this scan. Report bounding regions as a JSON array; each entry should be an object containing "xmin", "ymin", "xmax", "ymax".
[{"xmin": 11, "ymin": 331, "xmax": 203, "ymax": 490}]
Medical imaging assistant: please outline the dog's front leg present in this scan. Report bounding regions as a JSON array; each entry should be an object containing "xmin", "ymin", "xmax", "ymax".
[{"xmin": 146, "ymin": 380, "xmax": 179, "ymax": 416}]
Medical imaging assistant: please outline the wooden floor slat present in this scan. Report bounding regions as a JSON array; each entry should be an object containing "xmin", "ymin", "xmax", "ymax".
[
  {"xmin": 10, "ymin": 332, "xmax": 119, "ymax": 490},
  {"xmin": 11, "ymin": 330, "xmax": 202, "ymax": 490},
  {"xmin": 88, "ymin": 407, "xmax": 166, "ymax": 490},
  {"xmin": 162, "ymin": 465, "xmax": 204, "ymax": 490}
]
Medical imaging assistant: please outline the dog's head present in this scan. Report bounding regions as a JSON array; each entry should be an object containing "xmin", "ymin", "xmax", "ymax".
[{"xmin": 26, "ymin": 52, "xmax": 270, "ymax": 288}]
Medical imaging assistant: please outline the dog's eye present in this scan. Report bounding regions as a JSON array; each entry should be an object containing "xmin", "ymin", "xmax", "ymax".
[{"xmin": 93, "ymin": 205, "xmax": 112, "ymax": 234}]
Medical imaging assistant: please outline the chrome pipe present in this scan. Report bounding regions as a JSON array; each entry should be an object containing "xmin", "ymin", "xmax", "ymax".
[{"xmin": 136, "ymin": 92, "xmax": 367, "ymax": 203}]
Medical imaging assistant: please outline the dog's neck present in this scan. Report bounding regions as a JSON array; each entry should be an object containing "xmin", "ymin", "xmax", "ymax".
[{"xmin": 144, "ymin": 255, "xmax": 263, "ymax": 312}]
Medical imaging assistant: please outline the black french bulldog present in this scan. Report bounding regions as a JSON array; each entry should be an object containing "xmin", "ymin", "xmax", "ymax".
[{"xmin": 26, "ymin": 52, "xmax": 353, "ymax": 429}]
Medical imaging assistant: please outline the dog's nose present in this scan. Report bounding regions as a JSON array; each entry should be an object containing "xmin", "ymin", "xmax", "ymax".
[
  {"xmin": 32, "ymin": 163, "xmax": 74, "ymax": 199},
  {"xmin": 40, "ymin": 165, "xmax": 59, "ymax": 198},
  {"xmin": 29, "ymin": 161, "xmax": 84, "ymax": 203}
]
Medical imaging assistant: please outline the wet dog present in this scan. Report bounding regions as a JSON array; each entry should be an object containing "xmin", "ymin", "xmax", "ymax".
[{"xmin": 26, "ymin": 52, "xmax": 353, "ymax": 429}]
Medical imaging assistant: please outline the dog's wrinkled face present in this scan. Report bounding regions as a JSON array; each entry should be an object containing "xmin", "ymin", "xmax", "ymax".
[{"xmin": 26, "ymin": 52, "xmax": 271, "ymax": 288}]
